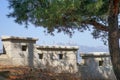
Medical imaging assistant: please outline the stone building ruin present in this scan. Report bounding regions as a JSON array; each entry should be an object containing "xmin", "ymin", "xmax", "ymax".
[
  {"xmin": 0, "ymin": 36, "xmax": 79, "ymax": 73},
  {"xmin": 0, "ymin": 35, "xmax": 117, "ymax": 79},
  {"xmin": 79, "ymin": 52, "xmax": 116, "ymax": 80}
]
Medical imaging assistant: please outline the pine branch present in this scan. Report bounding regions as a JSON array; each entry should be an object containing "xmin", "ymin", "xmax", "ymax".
[{"xmin": 81, "ymin": 20, "xmax": 108, "ymax": 31}]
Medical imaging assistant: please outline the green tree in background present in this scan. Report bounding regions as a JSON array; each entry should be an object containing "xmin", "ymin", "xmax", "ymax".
[{"xmin": 7, "ymin": 0, "xmax": 120, "ymax": 79}]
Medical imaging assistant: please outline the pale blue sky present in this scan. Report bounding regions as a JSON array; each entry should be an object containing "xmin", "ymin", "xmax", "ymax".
[{"xmin": 0, "ymin": 0, "xmax": 107, "ymax": 49}]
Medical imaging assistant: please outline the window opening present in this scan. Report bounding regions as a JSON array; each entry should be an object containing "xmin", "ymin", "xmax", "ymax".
[
  {"xmin": 99, "ymin": 60, "xmax": 104, "ymax": 66},
  {"xmin": 0, "ymin": 45, "xmax": 6, "ymax": 54},
  {"xmin": 38, "ymin": 54, "xmax": 43, "ymax": 59},
  {"xmin": 3, "ymin": 46, "xmax": 6, "ymax": 54},
  {"xmin": 22, "ymin": 45, "xmax": 27, "ymax": 51},
  {"xmin": 59, "ymin": 54, "xmax": 63, "ymax": 59}
]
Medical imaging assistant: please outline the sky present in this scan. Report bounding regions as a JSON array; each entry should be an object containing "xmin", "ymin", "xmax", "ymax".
[{"xmin": 0, "ymin": 0, "xmax": 108, "ymax": 51}]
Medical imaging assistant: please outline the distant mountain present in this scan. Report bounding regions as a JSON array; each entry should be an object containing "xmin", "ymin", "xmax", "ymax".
[
  {"xmin": 56, "ymin": 42, "xmax": 108, "ymax": 53},
  {"xmin": 79, "ymin": 45, "xmax": 109, "ymax": 53},
  {"xmin": 77, "ymin": 45, "xmax": 109, "ymax": 62},
  {"xmin": 57, "ymin": 42, "xmax": 109, "ymax": 53}
]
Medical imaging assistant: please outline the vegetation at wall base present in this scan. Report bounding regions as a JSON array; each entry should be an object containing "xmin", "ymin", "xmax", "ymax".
[{"xmin": 0, "ymin": 66, "xmax": 80, "ymax": 80}]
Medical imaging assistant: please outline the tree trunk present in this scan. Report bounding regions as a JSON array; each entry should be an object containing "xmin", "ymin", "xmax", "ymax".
[{"xmin": 108, "ymin": 0, "xmax": 120, "ymax": 80}]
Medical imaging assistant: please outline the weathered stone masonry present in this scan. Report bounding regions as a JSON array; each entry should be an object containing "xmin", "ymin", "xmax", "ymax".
[
  {"xmin": 0, "ymin": 36, "xmax": 79, "ymax": 73},
  {"xmin": 0, "ymin": 36, "xmax": 116, "ymax": 79},
  {"xmin": 79, "ymin": 52, "xmax": 116, "ymax": 80}
]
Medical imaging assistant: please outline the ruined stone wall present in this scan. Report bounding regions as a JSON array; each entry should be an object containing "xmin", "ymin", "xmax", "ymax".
[
  {"xmin": 78, "ymin": 55, "xmax": 116, "ymax": 80},
  {"xmin": 0, "ymin": 40, "xmax": 13, "ymax": 66},
  {"xmin": 0, "ymin": 55, "xmax": 12, "ymax": 65},
  {"xmin": 33, "ymin": 47, "xmax": 78, "ymax": 73},
  {"xmin": 0, "ymin": 36, "xmax": 79, "ymax": 73},
  {"xmin": 0, "ymin": 36, "xmax": 37, "ymax": 67},
  {"xmin": 2, "ymin": 40, "xmax": 12, "ymax": 57},
  {"xmin": 6, "ymin": 40, "xmax": 35, "ymax": 67}
]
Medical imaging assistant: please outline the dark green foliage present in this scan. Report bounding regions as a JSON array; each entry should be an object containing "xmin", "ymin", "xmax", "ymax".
[{"xmin": 8, "ymin": 0, "xmax": 109, "ymax": 38}]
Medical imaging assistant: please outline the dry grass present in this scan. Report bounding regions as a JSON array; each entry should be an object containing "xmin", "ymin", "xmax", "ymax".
[
  {"xmin": 0, "ymin": 66, "xmax": 111, "ymax": 80},
  {"xmin": 0, "ymin": 66, "xmax": 80, "ymax": 80}
]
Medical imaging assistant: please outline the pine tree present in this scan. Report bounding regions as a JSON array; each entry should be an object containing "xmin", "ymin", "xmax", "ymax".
[{"xmin": 7, "ymin": 0, "xmax": 120, "ymax": 79}]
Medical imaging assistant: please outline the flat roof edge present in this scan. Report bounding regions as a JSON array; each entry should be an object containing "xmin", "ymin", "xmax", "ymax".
[
  {"xmin": 80, "ymin": 53, "xmax": 110, "ymax": 58},
  {"xmin": 1, "ymin": 36, "xmax": 38, "ymax": 41},
  {"xmin": 36, "ymin": 45, "xmax": 79, "ymax": 50}
]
